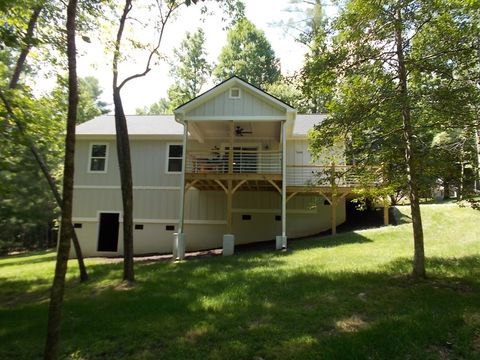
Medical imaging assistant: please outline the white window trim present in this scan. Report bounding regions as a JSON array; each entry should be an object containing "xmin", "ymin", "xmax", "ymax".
[
  {"xmin": 165, "ymin": 142, "xmax": 183, "ymax": 174},
  {"xmin": 229, "ymin": 87, "xmax": 241, "ymax": 99},
  {"xmin": 87, "ymin": 143, "xmax": 109, "ymax": 174}
]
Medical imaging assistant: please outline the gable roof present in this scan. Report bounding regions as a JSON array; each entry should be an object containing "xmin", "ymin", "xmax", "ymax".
[{"xmin": 174, "ymin": 76, "xmax": 296, "ymax": 119}]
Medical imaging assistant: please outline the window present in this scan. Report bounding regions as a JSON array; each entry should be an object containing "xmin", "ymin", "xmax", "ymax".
[
  {"xmin": 242, "ymin": 214, "xmax": 252, "ymax": 221},
  {"xmin": 165, "ymin": 225, "xmax": 175, "ymax": 231},
  {"xmin": 134, "ymin": 224, "xmax": 144, "ymax": 230},
  {"xmin": 89, "ymin": 143, "xmax": 108, "ymax": 172},
  {"xmin": 229, "ymin": 87, "xmax": 241, "ymax": 99},
  {"xmin": 167, "ymin": 144, "xmax": 183, "ymax": 173}
]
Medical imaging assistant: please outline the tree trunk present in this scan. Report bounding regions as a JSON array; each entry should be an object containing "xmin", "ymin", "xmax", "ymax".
[
  {"xmin": 113, "ymin": 88, "xmax": 135, "ymax": 282},
  {"xmin": 394, "ymin": 7, "xmax": 426, "ymax": 279},
  {"xmin": 459, "ymin": 149, "xmax": 465, "ymax": 200},
  {"xmin": 44, "ymin": 0, "xmax": 78, "ymax": 358},
  {"xmin": 475, "ymin": 115, "xmax": 480, "ymax": 193},
  {"xmin": 5, "ymin": 5, "xmax": 88, "ymax": 282},
  {"xmin": 112, "ymin": 0, "xmax": 135, "ymax": 282}
]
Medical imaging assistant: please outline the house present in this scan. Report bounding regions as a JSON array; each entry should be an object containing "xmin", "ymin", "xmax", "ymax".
[{"xmin": 72, "ymin": 76, "xmax": 378, "ymax": 258}]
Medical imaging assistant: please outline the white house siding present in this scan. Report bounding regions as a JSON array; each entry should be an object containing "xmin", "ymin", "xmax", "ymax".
[
  {"xmin": 286, "ymin": 140, "xmax": 345, "ymax": 166},
  {"xmin": 187, "ymin": 88, "xmax": 285, "ymax": 118},
  {"xmin": 71, "ymin": 137, "xmax": 347, "ymax": 257}
]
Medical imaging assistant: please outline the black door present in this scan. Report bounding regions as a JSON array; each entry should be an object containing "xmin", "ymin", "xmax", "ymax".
[{"xmin": 97, "ymin": 213, "xmax": 119, "ymax": 252}]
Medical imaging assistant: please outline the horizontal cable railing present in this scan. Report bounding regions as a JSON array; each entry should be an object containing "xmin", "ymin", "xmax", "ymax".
[
  {"xmin": 186, "ymin": 150, "xmax": 282, "ymax": 174},
  {"xmin": 286, "ymin": 165, "xmax": 369, "ymax": 187}
]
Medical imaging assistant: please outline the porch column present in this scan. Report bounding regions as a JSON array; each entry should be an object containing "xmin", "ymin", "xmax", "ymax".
[
  {"xmin": 223, "ymin": 121, "xmax": 235, "ymax": 255},
  {"xmin": 330, "ymin": 162, "xmax": 337, "ymax": 236},
  {"xmin": 331, "ymin": 194, "xmax": 337, "ymax": 236},
  {"xmin": 276, "ymin": 120, "xmax": 287, "ymax": 250},
  {"xmin": 383, "ymin": 197, "xmax": 389, "ymax": 226},
  {"xmin": 174, "ymin": 121, "xmax": 188, "ymax": 260}
]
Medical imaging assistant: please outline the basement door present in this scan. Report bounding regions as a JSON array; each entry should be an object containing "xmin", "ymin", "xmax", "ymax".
[{"xmin": 97, "ymin": 212, "xmax": 119, "ymax": 252}]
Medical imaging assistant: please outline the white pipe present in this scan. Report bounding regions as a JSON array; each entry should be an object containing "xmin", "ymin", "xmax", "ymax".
[
  {"xmin": 282, "ymin": 120, "xmax": 287, "ymax": 238},
  {"xmin": 178, "ymin": 121, "xmax": 188, "ymax": 234}
]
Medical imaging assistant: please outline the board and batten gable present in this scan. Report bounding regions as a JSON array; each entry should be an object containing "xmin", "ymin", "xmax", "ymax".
[{"xmin": 186, "ymin": 86, "xmax": 286, "ymax": 119}]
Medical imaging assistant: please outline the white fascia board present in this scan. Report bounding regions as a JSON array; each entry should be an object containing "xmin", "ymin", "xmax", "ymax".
[
  {"xmin": 184, "ymin": 115, "xmax": 287, "ymax": 121},
  {"xmin": 76, "ymin": 134, "xmax": 183, "ymax": 140}
]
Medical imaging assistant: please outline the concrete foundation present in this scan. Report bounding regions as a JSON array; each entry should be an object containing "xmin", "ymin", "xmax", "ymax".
[
  {"xmin": 223, "ymin": 234, "xmax": 235, "ymax": 256},
  {"xmin": 173, "ymin": 232, "xmax": 185, "ymax": 260},
  {"xmin": 276, "ymin": 235, "xmax": 287, "ymax": 250}
]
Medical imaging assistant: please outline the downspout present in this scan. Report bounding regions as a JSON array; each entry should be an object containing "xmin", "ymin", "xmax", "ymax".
[
  {"xmin": 178, "ymin": 120, "xmax": 188, "ymax": 234},
  {"xmin": 281, "ymin": 120, "xmax": 287, "ymax": 243}
]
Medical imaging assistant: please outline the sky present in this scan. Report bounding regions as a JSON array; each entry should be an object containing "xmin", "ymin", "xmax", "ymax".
[{"xmin": 76, "ymin": 0, "xmax": 335, "ymax": 114}]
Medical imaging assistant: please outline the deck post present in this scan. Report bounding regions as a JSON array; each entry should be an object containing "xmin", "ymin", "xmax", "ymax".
[
  {"xmin": 226, "ymin": 180, "xmax": 233, "ymax": 233},
  {"xmin": 175, "ymin": 120, "xmax": 188, "ymax": 260},
  {"xmin": 277, "ymin": 120, "xmax": 287, "ymax": 249},
  {"xmin": 383, "ymin": 197, "xmax": 389, "ymax": 226},
  {"xmin": 331, "ymin": 194, "xmax": 337, "ymax": 236},
  {"xmin": 330, "ymin": 162, "xmax": 338, "ymax": 236}
]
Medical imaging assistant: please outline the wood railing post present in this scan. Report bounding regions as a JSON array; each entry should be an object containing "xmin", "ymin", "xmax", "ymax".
[{"xmin": 228, "ymin": 121, "xmax": 234, "ymax": 174}]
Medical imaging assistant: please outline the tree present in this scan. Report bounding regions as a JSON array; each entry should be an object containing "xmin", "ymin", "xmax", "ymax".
[
  {"xmin": 306, "ymin": 0, "xmax": 480, "ymax": 278},
  {"xmin": 135, "ymin": 97, "xmax": 171, "ymax": 115},
  {"xmin": 0, "ymin": 1, "xmax": 89, "ymax": 281},
  {"xmin": 51, "ymin": 75, "xmax": 109, "ymax": 123},
  {"xmin": 44, "ymin": 0, "xmax": 79, "ymax": 357},
  {"xmin": 167, "ymin": 28, "xmax": 211, "ymax": 109},
  {"xmin": 213, "ymin": 18, "xmax": 281, "ymax": 88},
  {"xmin": 111, "ymin": 0, "xmax": 244, "ymax": 282}
]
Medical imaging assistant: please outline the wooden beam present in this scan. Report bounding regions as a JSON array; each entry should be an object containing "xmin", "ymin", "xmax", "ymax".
[
  {"xmin": 267, "ymin": 179, "xmax": 282, "ymax": 194},
  {"xmin": 226, "ymin": 180, "xmax": 233, "ymax": 233},
  {"xmin": 232, "ymin": 179, "xmax": 247, "ymax": 194},
  {"xmin": 286, "ymin": 192, "xmax": 298, "ymax": 203},
  {"xmin": 331, "ymin": 194, "xmax": 337, "ymax": 236},
  {"xmin": 185, "ymin": 179, "xmax": 199, "ymax": 192},
  {"xmin": 214, "ymin": 179, "xmax": 228, "ymax": 194},
  {"xmin": 186, "ymin": 173, "xmax": 282, "ymax": 181},
  {"xmin": 383, "ymin": 198, "xmax": 389, "ymax": 226}
]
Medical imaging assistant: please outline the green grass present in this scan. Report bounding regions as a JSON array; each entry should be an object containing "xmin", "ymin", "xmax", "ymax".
[{"xmin": 1, "ymin": 204, "xmax": 479, "ymax": 359}]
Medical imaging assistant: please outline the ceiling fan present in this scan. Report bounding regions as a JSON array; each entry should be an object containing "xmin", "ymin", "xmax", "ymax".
[{"xmin": 235, "ymin": 126, "xmax": 252, "ymax": 137}]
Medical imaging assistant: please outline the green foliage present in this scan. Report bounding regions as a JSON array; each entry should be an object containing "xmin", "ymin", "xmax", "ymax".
[
  {"xmin": 167, "ymin": 28, "xmax": 211, "ymax": 110},
  {"xmin": 265, "ymin": 76, "xmax": 312, "ymax": 112},
  {"xmin": 51, "ymin": 75, "xmax": 109, "ymax": 123},
  {"xmin": 135, "ymin": 98, "xmax": 171, "ymax": 115},
  {"xmin": 1, "ymin": 205, "xmax": 480, "ymax": 358},
  {"xmin": 307, "ymin": 0, "xmax": 480, "ymax": 197},
  {"xmin": 213, "ymin": 18, "xmax": 281, "ymax": 88},
  {"xmin": 0, "ymin": 87, "xmax": 64, "ymax": 252}
]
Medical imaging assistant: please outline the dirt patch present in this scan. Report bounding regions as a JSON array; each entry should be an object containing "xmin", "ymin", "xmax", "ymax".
[{"xmin": 335, "ymin": 315, "xmax": 370, "ymax": 333}]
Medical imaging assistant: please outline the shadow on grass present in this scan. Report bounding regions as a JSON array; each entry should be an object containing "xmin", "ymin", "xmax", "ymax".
[
  {"xmin": 0, "ymin": 250, "xmax": 56, "ymax": 269},
  {"xmin": 291, "ymin": 232, "xmax": 373, "ymax": 250},
  {"xmin": 392, "ymin": 207, "xmax": 412, "ymax": 225},
  {"xmin": 1, "ymin": 251, "xmax": 479, "ymax": 360}
]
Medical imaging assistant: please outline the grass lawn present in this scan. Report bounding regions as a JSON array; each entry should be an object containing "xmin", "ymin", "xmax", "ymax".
[{"xmin": 1, "ymin": 204, "xmax": 479, "ymax": 359}]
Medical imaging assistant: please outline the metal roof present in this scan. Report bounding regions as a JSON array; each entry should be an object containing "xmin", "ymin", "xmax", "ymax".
[
  {"xmin": 76, "ymin": 114, "xmax": 326, "ymax": 137},
  {"xmin": 75, "ymin": 115, "xmax": 182, "ymax": 135},
  {"xmin": 292, "ymin": 114, "xmax": 327, "ymax": 136}
]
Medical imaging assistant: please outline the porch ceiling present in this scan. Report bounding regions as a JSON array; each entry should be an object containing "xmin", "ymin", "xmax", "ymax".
[{"xmin": 189, "ymin": 120, "xmax": 281, "ymax": 141}]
